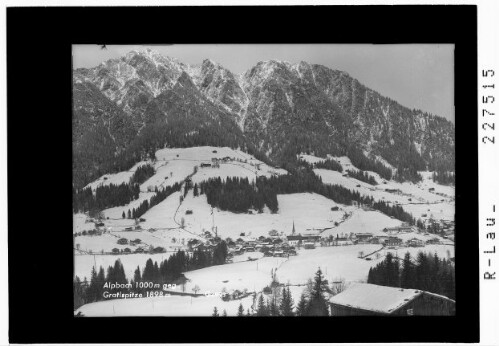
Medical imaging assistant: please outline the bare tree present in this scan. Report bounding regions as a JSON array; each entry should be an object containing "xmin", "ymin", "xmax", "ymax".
[{"xmin": 330, "ymin": 277, "xmax": 347, "ymax": 296}]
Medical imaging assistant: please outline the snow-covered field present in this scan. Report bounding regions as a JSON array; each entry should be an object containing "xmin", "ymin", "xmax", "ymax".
[
  {"xmin": 75, "ymin": 243, "xmax": 454, "ymax": 316},
  {"xmin": 102, "ymin": 192, "xmax": 156, "ymax": 219},
  {"xmin": 321, "ymin": 208, "xmax": 402, "ymax": 238},
  {"xmin": 76, "ymin": 292, "xmax": 255, "ymax": 317},
  {"xmin": 161, "ymin": 191, "xmax": 346, "ymax": 239},
  {"xmin": 85, "ymin": 161, "xmax": 151, "ymax": 191}
]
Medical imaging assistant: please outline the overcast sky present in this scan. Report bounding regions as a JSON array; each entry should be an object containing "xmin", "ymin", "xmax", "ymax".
[{"xmin": 73, "ymin": 44, "xmax": 454, "ymax": 123}]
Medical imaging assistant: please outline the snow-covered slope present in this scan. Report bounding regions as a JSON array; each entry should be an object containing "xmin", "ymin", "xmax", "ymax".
[
  {"xmin": 74, "ymin": 145, "xmax": 455, "ymax": 317},
  {"xmin": 75, "ymin": 292, "xmax": 255, "ymax": 317}
]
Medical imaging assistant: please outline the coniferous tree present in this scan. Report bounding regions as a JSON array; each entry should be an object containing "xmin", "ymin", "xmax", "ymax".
[
  {"xmin": 268, "ymin": 295, "xmax": 279, "ymax": 316},
  {"xmin": 415, "ymin": 252, "xmax": 430, "ymax": 291},
  {"xmin": 142, "ymin": 258, "xmax": 155, "ymax": 282},
  {"xmin": 307, "ymin": 268, "xmax": 329, "ymax": 316},
  {"xmin": 237, "ymin": 303, "xmax": 245, "ymax": 316},
  {"xmin": 212, "ymin": 307, "xmax": 219, "ymax": 317},
  {"xmin": 400, "ymin": 252, "xmax": 415, "ymax": 288},
  {"xmin": 256, "ymin": 294, "xmax": 268, "ymax": 316},
  {"xmin": 296, "ymin": 293, "xmax": 308, "ymax": 316},
  {"xmin": 96, "ymin": 266, "xmax": 105, "ymax": 298},
  {"xmin": 222, "ymin": 309, "xmax": 227, "ymax": 317},
  {"xmin": 122, "ymin": 211, "xmax": 126, "ymax": 219},
  {"xmin": 87, "ymin": 266, "xmax": 99, "ymax": 302},
  {"xmin": 279, "ymin": 286, "xmax": 294, "ymax": 316}
]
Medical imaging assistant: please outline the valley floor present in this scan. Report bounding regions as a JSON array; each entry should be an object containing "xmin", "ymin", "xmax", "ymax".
[{"xmin": 74, "ymin": 147, "xmax": 455, "ymax": 316}]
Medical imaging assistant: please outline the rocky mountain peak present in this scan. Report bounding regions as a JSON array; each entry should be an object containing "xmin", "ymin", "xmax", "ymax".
[{"xmin": 73, "ymin": 49, "xmax": 455, "ymax": 188}]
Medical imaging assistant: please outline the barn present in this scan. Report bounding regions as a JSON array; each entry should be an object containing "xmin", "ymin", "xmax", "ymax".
[{"xmin": 329, "ymin": 283, "xmax": 455, "ymax": 316}]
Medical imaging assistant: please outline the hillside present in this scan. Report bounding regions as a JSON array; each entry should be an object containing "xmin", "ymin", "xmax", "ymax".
[
  {"xmin": 73, "ymin": 49, "xmax": 455, "ymax": 188},
  {"xmin": 74, "ymin": 146, "xmax": 454, "ymax": 317}
]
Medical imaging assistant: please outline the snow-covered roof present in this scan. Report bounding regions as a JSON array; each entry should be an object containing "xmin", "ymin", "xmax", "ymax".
[{"xmin": 329, "ymin": 283, "xmax": 422, "ymax": 314}]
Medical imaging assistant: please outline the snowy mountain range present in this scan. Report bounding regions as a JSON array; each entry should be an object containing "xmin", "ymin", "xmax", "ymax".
[{"xmin": 73, "ymin": 48, "xmax": 455, "ymax": 188}]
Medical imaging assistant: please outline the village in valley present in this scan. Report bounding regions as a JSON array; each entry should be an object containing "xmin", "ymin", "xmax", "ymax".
[
  {"xmin": 72, "ymin": 45, "xmax": 456, "ymax": 317},
  {"xmin": 73, "ymin": 146, "xmax": 455, "ymax": 317}
]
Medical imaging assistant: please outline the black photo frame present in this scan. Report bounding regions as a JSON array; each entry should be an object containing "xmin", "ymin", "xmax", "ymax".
[{"xmin": 7, "ymin": 5, "xmax": 478, "ymax": 343}]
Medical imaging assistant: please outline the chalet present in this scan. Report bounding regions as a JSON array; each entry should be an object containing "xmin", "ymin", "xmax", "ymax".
[
  {"xmin": 139, "ymin": 218, "xmax": 146, "ymax": 222},
  {"xmin": 134, "ymin": 247, "xmax": 144, "ymax": 253},
  {"xmin": 407, "ymin": 238, "xmax": 425, "ymax": 247},
  {"xmin": 288, "ymin": 249, "xmax": 297, "ymax": 256},
  {"xmin": 112, "ymin": 248, "xmax": 120, "ymax": 254},
  {"xmin": 286, "ymin": 235, "xmax": 302, "ymax": 246},
  {"xmin": 384, "ymin": 226, "xmax": 415, "ymax": 234},
  {"xmin": 185, "ymin": 210, "xmax": 193, "ymax": 215},
  {"xmin": 148, "ymin": 228, "xmax": 157, "ymax": 233},
  {"xmin": 303, "ymin": 234, "xmax": 321, "ymax": 242},
  {"xmin": 147, "ymin": 185, "xmax": 155, "ymax": 192},
  {"xmin": 426, "ymin": 238, "xmax": 441, "ymax": 245},
  {"xmin": 124, "ymin": 227, "xmax": 133, "ymax": 231},
  {"xmin": 201, "ymin": 163, "xmax": 212, "ymax": 168},
  {"xmin": 335, "ymin": 237, "xmax": 354, "ymax": 246},
  {"xmin": 385, "ymin": 188, "xmax": 401, "ymax": 193},
  {"xmin": 385, "ymin": 236, "xmax": 403, "ymax": 247},
  {"xmin": 123, "ymin": 248, "xmax": 132, "ymax": 253},
  {"xmin": 245, "ymin": 247, "xmax": 255, "ymax": 252},
  {"xmin": 329, "ymin": 283, "xmax": 455, "ymax": 316},
  {"xmin": 355, "ymin": 233, "xmax": 373, "ymax": 243},
  {"xmin": 303, "ymin": 241, "xmax": 316, "ymax": 249},
  {"xmin": 272, "ymin": 250, "xmax": 285, "ymax": 257}
]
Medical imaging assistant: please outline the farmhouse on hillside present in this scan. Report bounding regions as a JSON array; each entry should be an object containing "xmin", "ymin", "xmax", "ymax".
[
  {"xmin": 383, "ymin": 225, "xmax": 417, "ymax": 234},
  {"xmin": 384, "ymin": 236, "xmax": 403, "ymax": 247},
  {"xmin": 407, "ymin": 238, "xmax": 425, "ymax": 247},
  {"xmin": 354, "ymin": 233, "xmax": 373, "ymax": 243},
  {"xmin": 329, "ymin": 283, "xmax": 455, "ymax": 316}
]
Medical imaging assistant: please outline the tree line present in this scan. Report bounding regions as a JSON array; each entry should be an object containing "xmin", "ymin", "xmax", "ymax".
[
  {"xmin": 74, "ymin": 243, "xmax": 229, "ymax": 308},
  {"xmin": 197, "ymin": 165, "xmax": 416, "ymax": 225},
  {"xmin": 313, "ymin": 158, "xmax": 343, "ymax": 172},
  {"xmin": 347, "ymin": 169, "xmax": 377, "ymax": 185},
  {"xmin": 347, "ymin": 146, "xmax": 392, "ymax": 180},
  {"xmin": 73, "ymin": 165, "xmax": 157, "ymax": 214},
  {"xmin": 367, "ymin": 252, "xmax": 455, "ymax": 300},
  {"xmin": 432, "ymin": 170, "xmax": 455, "ymax": 186},
  {"xmin": 73, "ymin": 182, "xmax": 140, "ymax": 214},
  {"xmin": 200, "ymin": 177, "xmax": 278, "ymax": 214},
  {"xmin": 130, "ymin": 164, "xmax": 156, "ymax": 185},
  {"xmin": 121, "ymin": 183, "xmax": 181, "ymax": 219}
]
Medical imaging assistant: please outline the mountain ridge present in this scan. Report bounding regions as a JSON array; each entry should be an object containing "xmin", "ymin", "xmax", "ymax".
[{"xmin": 73, "ymin": 48, "xmax": 455, "ymax": 188}]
